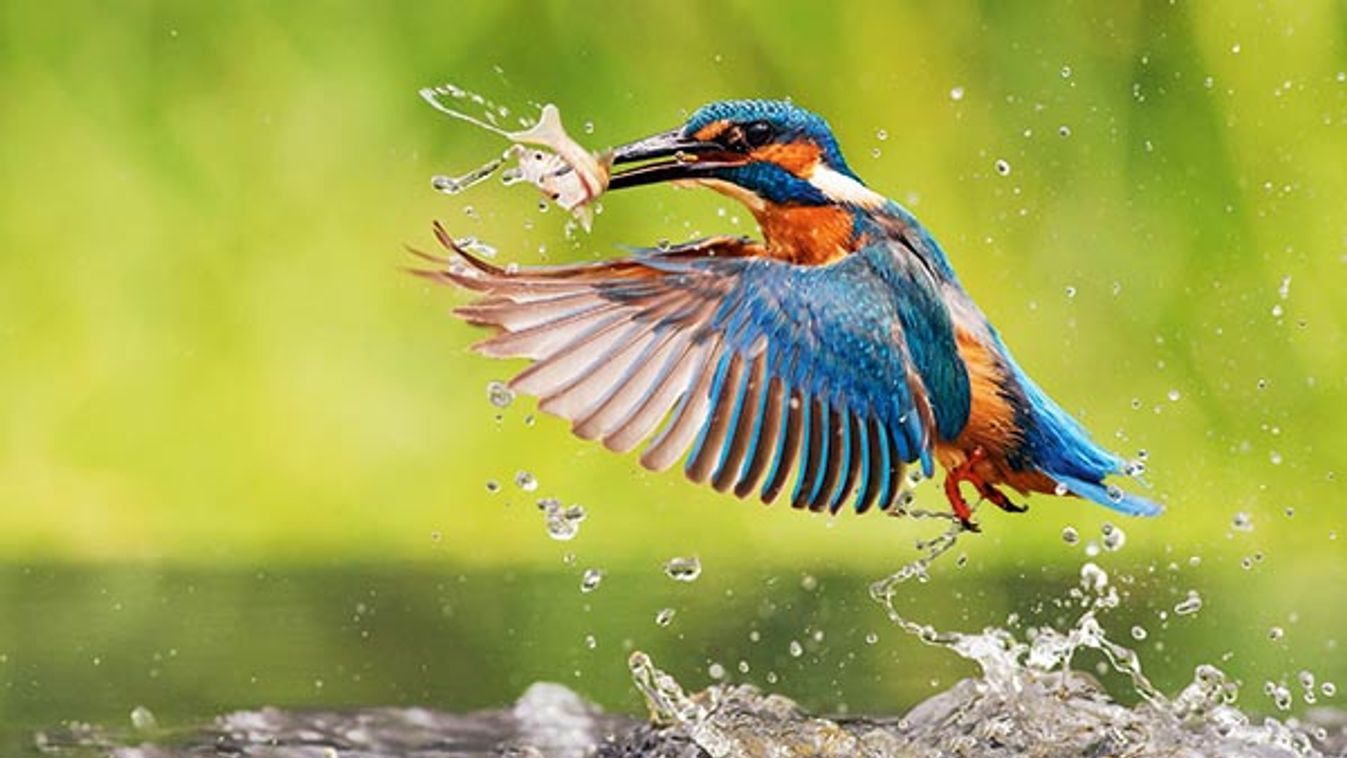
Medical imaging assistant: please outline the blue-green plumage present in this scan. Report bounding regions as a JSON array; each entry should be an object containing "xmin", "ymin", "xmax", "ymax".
[{"xmin": 426, "ymin": 97, "xmax": 1162, "ymax": 528}]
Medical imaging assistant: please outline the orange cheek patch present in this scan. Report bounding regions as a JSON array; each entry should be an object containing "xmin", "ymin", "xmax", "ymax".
[
  {"xmin": 753, "ymin": 140, "xmax": 821, "ymax": 175},
  {"xmin": 693, "ymin": 120, "xmax": 731, "ymax": 142}
]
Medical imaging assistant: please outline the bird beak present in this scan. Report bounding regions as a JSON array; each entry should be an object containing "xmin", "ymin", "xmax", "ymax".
[{"xmin": 607, "ymin": 129, "xmax": 733, "ymax": 190}]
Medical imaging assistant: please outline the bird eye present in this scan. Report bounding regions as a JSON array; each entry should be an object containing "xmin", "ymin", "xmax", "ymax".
[{"xmin": 743, "ymin": 120, "xmax": 774, "ymax": 148}]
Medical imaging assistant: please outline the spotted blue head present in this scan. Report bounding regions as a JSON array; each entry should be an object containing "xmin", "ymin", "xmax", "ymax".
[{"xmin": 609, "ymin": 99, "xmax": 882, "ymax": 210}]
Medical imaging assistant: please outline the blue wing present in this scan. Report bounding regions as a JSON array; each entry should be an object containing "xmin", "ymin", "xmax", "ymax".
[{"xmin": 424, "ymin": 226, "xmax": 967, "ymax": 514}]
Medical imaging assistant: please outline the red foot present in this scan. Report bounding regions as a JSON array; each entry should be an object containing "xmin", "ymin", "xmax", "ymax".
[{"xmin": 943, "ymin": 449, "xmax": 1029, "ymax": 532}]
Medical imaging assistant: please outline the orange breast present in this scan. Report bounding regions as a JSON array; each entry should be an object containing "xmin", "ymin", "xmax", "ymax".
[{"xmin": 754, "ymin": 204, "xmax": 856, "ymax": 264}]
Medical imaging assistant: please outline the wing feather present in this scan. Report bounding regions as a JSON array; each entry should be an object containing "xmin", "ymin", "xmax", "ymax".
[{"xmin": 421, "ymin": 227, "xmax": 961, "ymax": 516}]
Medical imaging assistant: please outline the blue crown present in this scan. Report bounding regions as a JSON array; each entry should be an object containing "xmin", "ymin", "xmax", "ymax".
[{"xmin": 682, "ymin": 99, "xmax": 857, "ymax": 179}]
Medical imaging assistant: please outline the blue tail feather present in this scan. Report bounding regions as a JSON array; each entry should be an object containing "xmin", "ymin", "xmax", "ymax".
[{"xmin": 1052, "ymin": 473, "xmax": 1163, "ymax": 517}]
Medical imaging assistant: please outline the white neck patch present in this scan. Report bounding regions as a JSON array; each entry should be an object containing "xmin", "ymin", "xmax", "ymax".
[{"xmin": 808, "ymin": 165, "xmax": 887, "ymax": 209}]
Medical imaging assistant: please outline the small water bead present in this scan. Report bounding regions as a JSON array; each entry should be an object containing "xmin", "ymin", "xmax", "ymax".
[
  {"xmin": 1101, "ymin": 523, "xmax": 1126, "ymax": 552},
  {"xmin": 1269, "ymin": 451, "xmax": 1283, "ymax": 465},
  {"xmin": 800, "ymin": 574, "xmax": 819, "ymax": 592},
  {"xmin": 1105, "ymin": 484, "xmax": 1124, "ymax": 504},
  {"xmin": 1232, "ymin": 511, "xmax": 1253, "ymax": 532},
  {"xmin": 1061, "ymin": 526, "xmax": 1080, "ymax": 545},
  {"xmin": 1268, "ymin": 626, "xmax": 1285, "ymax": 641},
  {"xmin": 1167, "ymin": 389, "xmax": 1181, "ymax": 402},
  {"xmin": 1130, "ymin": 625, "xmax": 1148, "ymax": 641},
  {"xmin": 1323, "ymin": 682, "xmax": 1337, "ymax": 697},
  {"xmin": 130, "ymin": 705, "xmax": 158, "ymax": 731},
  {"xmin": 950, "ymin": 86, "xmax": 965, "ymax": 101},
  {"xmin": 485, "ymin": 479, "xmax": 500, "ymax": 493},
  {"xmin": 876, "ymin": 128, "xmax": 889, "ymax": 141},
  {"xmin": 486, "ymin": 380, "xmax": 515, "ymax": 408},
  {"xmin": 1264, "ymin": 681, "xmax": 1292, "ymax": 711},
  {"xmin": 1174, "ymin": 590, "xmax": 1203, "ymax": 616},
  {"xmin": 538, "ymin": 498, "xmax": 585, "ymax": 541},
  {"xmin": 738, "ymin": 660, "xmax": 750, "ymax": 674},
  {"xmin": 663, "ymin": 556, "xmax": 702, "ymax": 582},
  {"xmin": 1065, "ymin": 285, "xmax": 1077, "ymax": 299},
  {"xmin": 654, "ymin": 608, "xmax": 676, "ymax": 627},
  {"xmin": 580, "ymin": 568, "xmax": 604, "ymax": 593},
  {"xmin": 515, "ymin": 470, "xmax": 538, "ymax": 492},
  {"xmin": 788, "ymin": 640, "xmax": 804, "ymax": 658},
  {"xmin": 994, "ymin": 159, "xmax": 1012, "ymax": 176},
  {"xmin": 865, "ymin": 632, "xmax": 879, "ymax": 645},
  {"xmin": 584, "ymin": 634, "xmax": 597, "ymax": 649},
  {"xmin": 1057, "ymin": 125, "xmax": 1072, "ymax": 138},
  {"xmin": 1060, "ymin": 65, "xmax": 1073, "ymax": 78},
  {"xmin": 1055, "ymin": 482, "xmax": 1070, "ymax": 497},
  {"xmin": 1080, "ymin": 562, "xmax": 1108, "ymax": 593},
  {"xmin": 707, "ymin": 662, "xmax": 726, "ymax": 680},
  {"xmin": 583, "ymin": 120, "xmax": 595, "ymax": 134}
]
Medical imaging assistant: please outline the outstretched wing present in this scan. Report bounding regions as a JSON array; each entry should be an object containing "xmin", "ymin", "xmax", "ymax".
[{"xmin": 417, "ymin": 223, "xmax": 959, "ymax": 514}]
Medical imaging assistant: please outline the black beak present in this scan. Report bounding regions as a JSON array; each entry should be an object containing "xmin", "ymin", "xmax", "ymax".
[{"xmin": 608, "ymin": 129, "xmax": 730, "ymax": 190}]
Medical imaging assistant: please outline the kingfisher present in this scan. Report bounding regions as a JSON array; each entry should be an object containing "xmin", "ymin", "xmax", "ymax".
[{"xmin": 418, "ymin": 99, "xmax": 1161, "ymax": 530}]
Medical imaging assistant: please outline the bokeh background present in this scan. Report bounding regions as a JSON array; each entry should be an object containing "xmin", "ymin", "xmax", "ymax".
[{"xmin": 1, "ymin": 0, "xmax": 1344, "ymax": 750}]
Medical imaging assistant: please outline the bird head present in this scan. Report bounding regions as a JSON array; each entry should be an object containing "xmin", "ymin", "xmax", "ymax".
[
  {"xmin": 609, "ymin": 99, "xmax": 884, "ymax": 211},
  {"xmin": 608, "ymin": 100, "xmax": 887, "ymax": 262}
]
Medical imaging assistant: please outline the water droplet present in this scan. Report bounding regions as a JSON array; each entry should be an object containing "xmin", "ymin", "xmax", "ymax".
[
  {"xmin": 1065, "ymin": 285, "xmax": 1077, "ymax": 299},
  {"xmin": 130, "ymin": 706, "xmax": 158, "ymax": 731},
  {"xmin": 1106, "ymin": 484, "xmax": 1124, "ymax": 503},
  {"xmin": 485, "ymin": 479, "xmax": 500, "ymax": 493},
  {"xmin": 788, "ymin": 640, "xmax": 803, "ymax": 658},
  {"xmin": 865, "ymin": 632, "xmax": 879, "ymax": 645},
  {"xmin": 580, "ymin": 568, "xmax": 603, "ymax": 593},
  {"xmin": 1174, "ymin": 590, "xmax": 1203, "ymax": 616},
  {"xmin": 1232, "ymin": 512, "xmax": 1253, "ymax": 532},
  {"xmin": 515, "ymin": 471, "xmax": 538, "ymax": 491},
  {"xmin": 950, "ymin": 86, "xmax": 965, "ymax": 101},
  {"xmin": 1061, "ymin": 526, "xmax": 1080, "ymax": 544},
  {"xmin": 800, "ymin": 574, "xmax": 819, "ymax": 591},
  {"xmin": 1167, "ymin": 389, "xmax": 1181, "ymax": 402},
  {"xmin": 1101, "ymin": 523, "xmax": 1126, "ymax": 552},
  {"xmin": 486, "ymin": 380, "xmax": 515, "ymax": 408},
  {"xmin": 1231, "ymin": 42, "xmax": 1242, "ymax": 54},
  {"xmin": 1265, "ymin": 681, "xmax": 1292, "ymax": 711},
  {"xmin": 538, "ymin": 498, "xmax": 585, "ymax": 541},
  {"xmin": 875, "ymin": 128, "xmax": 888, "ymax": 141},
  {"xmin": 1080, "ymin": 562, "xmax": 1108, "ymax": 593},
  {"xmin": 663, "ymin": 556, "xmax": 702, "ymax": 582},
  {"xmin": 584, "ymin": 633, "xmax": 597, "ymax": 649},
  {"xmin": 994, "ymin": 159, "xmax": 1012, "ymax": 176},
  {"xmin": 708, "ymin": 662, "xmax": 726, "ymax": 680},
  {"xmin": 1060, "ymin": 65, "xmax": 1073, "ymax": 78},
  {"xmin": 1130, "ymin": 625, "xmax": 1148, "ymax": 641},
  {"xmin": 583, "ymin": 121, "xmax": 595, "ymax": 134},
  {"xmin": 655, "ymin": 608, "xmax": 676, "ymax": 627},
  {"xmin": 1268, "ymin": 626, "xmax": 1285, "ymax": 641},
  {"xmin": 1322, "ymin": 681, "xmax": 1337, "ymax": 697},
  {"xmin": 1269, "ymin": 451, "xmax": 1283, "ymax": 465},
  {"xmin": 1055, "ymin": 482, "xmax": 1070, "ymax": 497},
  {"xmin": 1058, "ymin": 125, "xmax": 1072, "ymax": 138}
]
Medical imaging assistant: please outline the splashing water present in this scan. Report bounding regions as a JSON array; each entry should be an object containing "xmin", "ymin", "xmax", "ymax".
[{"xmin": 421, "ymin": 84, "xmax": 611, "ymax": 230}]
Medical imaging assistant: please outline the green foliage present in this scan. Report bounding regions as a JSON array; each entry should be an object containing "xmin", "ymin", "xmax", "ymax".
[{"xmin": 1, "ymin": 1, "xmax": 1341, "ymax": 566}]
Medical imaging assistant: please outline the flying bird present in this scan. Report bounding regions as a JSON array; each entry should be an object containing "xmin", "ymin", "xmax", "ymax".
[{"xmin": 416, "ymin": 99, "xmax": 1160, "ymax": 530}]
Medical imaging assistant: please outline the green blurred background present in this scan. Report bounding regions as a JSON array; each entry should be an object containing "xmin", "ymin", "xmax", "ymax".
[{"xmin": 1, "ymin": 0, "xmax": 1345, "ymax": 750}]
